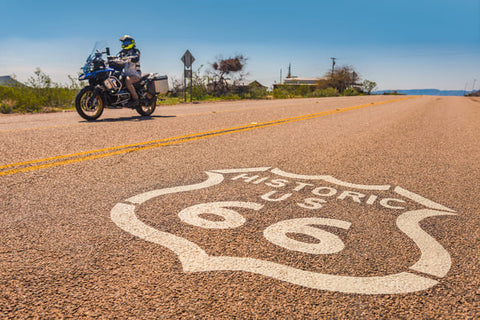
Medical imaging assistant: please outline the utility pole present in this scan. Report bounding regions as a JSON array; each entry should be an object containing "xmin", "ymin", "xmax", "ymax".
[{"xmin": 330, "ymin": 57, "xmax": 337, "ymax": 76}]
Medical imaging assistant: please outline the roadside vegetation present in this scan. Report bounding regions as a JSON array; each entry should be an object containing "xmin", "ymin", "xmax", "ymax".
[
  {"xmin": 0, "ymin": 69, "xmax": 81, "ymax": 114},
  {"xmin": 169, "ymin": 58, "xmax": 380, "ymax": 103},
  {"xmin": 1, "ymin": 57, "xmax": 380, "ymax": 114}
]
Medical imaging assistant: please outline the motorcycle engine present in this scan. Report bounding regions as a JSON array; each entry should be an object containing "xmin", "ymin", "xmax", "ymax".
[{"xmin": 104, "ymin": 76, "xmax": 122, "ymax": 93}]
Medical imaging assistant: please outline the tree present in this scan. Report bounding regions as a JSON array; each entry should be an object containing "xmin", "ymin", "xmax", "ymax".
[
  {"xmin": 322, "ymin": 65, "xmax": 359, "ymax": 93},
  {"xmin": 208, "ymin": 55, "xmax": 247, "ymax": 96},
  {"xmin": 191, "ymin": 65, "xmax": 209, "ymax": 100},
  {"xmin": 27, "ymin": 68, "xmax": 54, "ymax": 89},
  {"xmin": 361, "ymin": 80, "xmax": 378, "ymax": 95}
]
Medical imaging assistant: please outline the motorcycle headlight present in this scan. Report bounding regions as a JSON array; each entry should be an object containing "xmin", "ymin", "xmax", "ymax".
[{"xmin": 83, "ymin": 64, "xmax": 93, "ymax": 74}]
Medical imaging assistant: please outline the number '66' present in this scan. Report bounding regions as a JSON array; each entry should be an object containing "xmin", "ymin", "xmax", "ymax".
[{"xmin": 178, "ymin": 201, "xmax": 352, "ymax": 255}]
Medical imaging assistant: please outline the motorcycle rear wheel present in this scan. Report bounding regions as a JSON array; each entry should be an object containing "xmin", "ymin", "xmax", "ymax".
[
  {"xmin": 136, "ymin": 95, "xmax": 156, "ymax": 116},
  {"xmin": 75, "ymin": 87, "xmax": 104, "ymax": 121}
]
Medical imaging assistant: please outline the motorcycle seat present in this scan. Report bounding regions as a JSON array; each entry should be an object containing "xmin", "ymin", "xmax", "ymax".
[{"xmin": 141, "ymin": 73, "xmax": 152, "ymax": 81}]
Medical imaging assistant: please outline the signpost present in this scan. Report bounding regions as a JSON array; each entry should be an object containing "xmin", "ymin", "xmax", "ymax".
[{"xmin": 181, "ymin": 50, "xmax": 195, "ymax": 103}]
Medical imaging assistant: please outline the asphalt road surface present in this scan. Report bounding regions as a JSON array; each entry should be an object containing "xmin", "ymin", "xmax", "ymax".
[{"xmin": 1, "ymin": 96, "xmax": 479, "ymax": 318}]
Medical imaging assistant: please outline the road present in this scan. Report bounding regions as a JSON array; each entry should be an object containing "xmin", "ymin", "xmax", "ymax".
[{"xmin": 1, "ymin": 96, "xmax": 479, "ymax": 318}]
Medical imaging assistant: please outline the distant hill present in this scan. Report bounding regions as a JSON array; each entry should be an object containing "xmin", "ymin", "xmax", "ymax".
[
  {"xmin": 375, "ymin": 89, "xmax": 471, "ymax": 96},
  {"xmin": 0, "ymin": 76, "xmax": 24, "ymax": 87}
]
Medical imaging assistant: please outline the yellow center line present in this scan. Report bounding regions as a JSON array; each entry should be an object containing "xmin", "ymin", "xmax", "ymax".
[
  {"xmin": 0, "ymin": 99, "xmax": 325, "ymax": 133},
  {"xmin": 0, "ymin": 96, "xmax": 415, "ymax": 177},
  {"xmin": 174, "ymin": 99, "xmax": 325, "ymax": 117}
]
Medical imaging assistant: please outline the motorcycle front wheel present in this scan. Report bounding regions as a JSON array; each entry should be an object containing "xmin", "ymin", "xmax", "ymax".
[
  {"xmin": 136, "ymin": 94, "xmax": 156, "ymax": 116},
  {"xmin": 75, "ymin": 87, "xmax": 104, "ymax": 121}
]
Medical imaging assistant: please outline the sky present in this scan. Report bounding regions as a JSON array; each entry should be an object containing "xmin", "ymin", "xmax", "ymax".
[{"xmin": 1, "ymin": 0, "xmax": 479, "ymax": 90}]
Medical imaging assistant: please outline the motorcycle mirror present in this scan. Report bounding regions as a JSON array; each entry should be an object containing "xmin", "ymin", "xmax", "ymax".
[{"xmin": 105, "ymin": 47, "xmax": 110, "ymax": 55}]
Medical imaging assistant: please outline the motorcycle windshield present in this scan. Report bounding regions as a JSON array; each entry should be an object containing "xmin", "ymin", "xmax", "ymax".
[
  {"xmin": 81, "ymin": 41, "xmax": 109, "ymax": 75},
  {"xmin": 86, "ymin": 41, "xmax": 108, "ymax": 63}
]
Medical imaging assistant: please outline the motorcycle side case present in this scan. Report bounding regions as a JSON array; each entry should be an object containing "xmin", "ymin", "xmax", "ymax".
[{"xmin": 147, "ymin": 74, "xmax": 168, "ymax": 94}]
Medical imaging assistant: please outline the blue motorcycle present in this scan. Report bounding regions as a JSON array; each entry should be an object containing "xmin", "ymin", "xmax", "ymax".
[{"xmin": 75, "ymin": 43, "xmax": 168, "ymax": 121}]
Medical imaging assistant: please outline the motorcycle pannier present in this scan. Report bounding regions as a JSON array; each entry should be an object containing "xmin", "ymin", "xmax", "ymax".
[{"xmin": 147, "ymin": 74, "xmax": 169, "ymax": 94}]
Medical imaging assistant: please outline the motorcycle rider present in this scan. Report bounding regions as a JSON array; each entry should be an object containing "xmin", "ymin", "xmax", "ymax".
[{"xmin": 116, "ymin": 35, "xmax": 141, "ymax": 106}]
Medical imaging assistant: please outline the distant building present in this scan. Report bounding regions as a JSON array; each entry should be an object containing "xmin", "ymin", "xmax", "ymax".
[
  {"xmin": 207, "ymin": 80, "xmax": 267, "ymax": 93},
  {"xmin": 273, "ymin": 76, "xmax": 326, "ymax": 89},
  {"xmin": 233, "ymin": 80, "xmax": 268, "ymax": 95},
  {"xmin": 283, "ymin": 77, "xmax": 322, "ymax": 85},
  {"xmin": 275, "ymin": 62, "xmax": 327, "ymax": 88},
  {"xmin": 238, "ymin": 80, "xmax": 267, "ymax": 90}
]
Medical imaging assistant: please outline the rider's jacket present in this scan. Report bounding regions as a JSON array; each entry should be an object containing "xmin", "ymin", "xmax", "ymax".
[{"xmin": 117, "ymin": 48, "xmax": 141, "ymax": 78}]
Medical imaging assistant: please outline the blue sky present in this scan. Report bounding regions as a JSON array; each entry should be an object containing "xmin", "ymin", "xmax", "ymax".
[{"xmin": 1, "ymin": 0, "xmax": 479, "ymax": 90}]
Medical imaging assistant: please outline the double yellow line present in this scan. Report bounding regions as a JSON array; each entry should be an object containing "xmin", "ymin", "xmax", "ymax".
[{"xmin": 0, "ymin": 96, "xmax": 415, "ymax": 177}]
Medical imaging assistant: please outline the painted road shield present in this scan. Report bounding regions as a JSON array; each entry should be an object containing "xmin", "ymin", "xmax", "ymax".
[{"xmin": 111, "ymin": 167, "xmax": 456, "ymax": 295}]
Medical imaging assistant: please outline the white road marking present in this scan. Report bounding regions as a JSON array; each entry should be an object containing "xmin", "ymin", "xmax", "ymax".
[
  {"xmin": 263, "ymin": 217, "xmax": 351, "ymax": 254},
  {"xmin": 397, "ymin": 209, "xmax": 457, "ymax": 277},
  {"xmin": 126, "ymin": 171, "xmax": 224, "ymax": 204},
  {"xmin": 111, "ymin": 202, "xmax": 439, "ymax": 294},
  {"xmin": 111, "ymin": 167, "xmax": 457, "ymax": 294},
  {"xmin": 178, "ymin": 202, "xmax": 263, "ymax": 229},
  {"xmin": 111, "ymin": 203, "xmax": 209, "ymax": 268},
  {"xmin": 394, "ymin": 186, "xmax": 456, "ymax": 212},
  {"xmin": 271, "ymin": 168, "xmax": 391, "ymax": 191}
]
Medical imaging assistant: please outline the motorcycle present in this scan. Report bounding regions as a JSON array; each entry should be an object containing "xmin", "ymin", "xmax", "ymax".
[{"xmin": 75, "ymin": 43, "xmax": 168, "ymax": 121}]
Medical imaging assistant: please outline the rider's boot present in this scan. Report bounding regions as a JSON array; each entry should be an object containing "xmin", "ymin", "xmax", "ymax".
[{"xmin": 126, "ymin": 99, "xmax": 139, "ymax": 107}]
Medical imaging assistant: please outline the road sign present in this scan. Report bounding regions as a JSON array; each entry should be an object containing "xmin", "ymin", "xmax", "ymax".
[
  {"xmin": 181, "ymin": 50, "xmax": 195, "ymax": 68},
  {"xmin": 181, "ymin": 50, "xmax": 195, "ymax": 103}
]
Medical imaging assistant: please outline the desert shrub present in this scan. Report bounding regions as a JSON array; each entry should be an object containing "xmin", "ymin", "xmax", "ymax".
[
  {"xmin": 273, "ymin": 85, "xmax": 315, "ymax": 99},
  {"xmin": 272, "ymin": 88, "xmax": 292, "ymax": 99},
  {"xmin": 239, "ymin": 86, "xmax": 268, "ymax": 99},
  {"xmin": 308, "ymin": 88, "xmax": 339, "ymax": 97},
  {"xmin": 342, "ymin": 88, "xmax": 359, "ymax": 96},
  {"xmin": 0, "ymin": 69, "xmax": 77, "ymax": 113},
  {"xmin": 221, "ymin": 94, "xmax": 241, "ymax": 100}
]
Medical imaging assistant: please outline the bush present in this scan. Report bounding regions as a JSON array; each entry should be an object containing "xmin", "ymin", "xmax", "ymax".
[
  {"xmin": 191, "ymin": 84, "xmax": 208, "ymax": 100},
  {"xmin": 342, "ymin": 88, "xmax": 359, "ymax": 96},
  {"xmin": 222, "ymin": 94, "xmax": 241, "ymax": 100},
  {"xmin": 0, "ymin": 69, "xmax": 78, "ymax": 114},
  {"xmin": 308, "ymin": 88, "xmax": 339, "ymax": 97},
  {"xmin": 272, "ymin": 85, "xmax": 316, "ymax": 99},
  {"xmin": 0, "ymin": 101, "xmax": 13, "ymax": 114},
  {"xmin": 272, "ymin": 88, "xmax": 292, "ymax": 99},
  {"xmin": 0, "ymin": 86, "xmax": 77, "ymax": 113},
  {"xmin": 382, "ymin": 90, "xmax": 405, "ymax": 95},
  {"xmin": 239, "ymin": 87, "xmax": 268, "ymax": 100}
]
